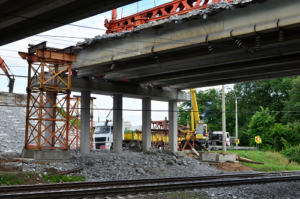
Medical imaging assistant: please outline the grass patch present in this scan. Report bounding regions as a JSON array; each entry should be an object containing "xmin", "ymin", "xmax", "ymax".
[
  {"xmin": 42, "ymin": 173, "xmax": 85, "ymax": 183},
  {"xmin": 0, "ymin": 172, "xmax": 85, "ymax": 186},
  {"xmin": 215, "ymin": 150, "xmax": 300, "ymax": 172},
  {"xmin": 0, "ymin": 173, "xmax": 25, "ymax": 185}
]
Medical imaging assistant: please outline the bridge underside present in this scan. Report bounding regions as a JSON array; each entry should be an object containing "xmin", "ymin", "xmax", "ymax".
[
  {"xmin": 0, "ymin": 0, "xmax": 138, "ymax": 46},
  {"xmin": 74, "ymin": 0, "xmax": 300, "ymax": 90}
]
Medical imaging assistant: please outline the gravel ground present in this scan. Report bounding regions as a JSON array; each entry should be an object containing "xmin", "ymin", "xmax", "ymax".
[
  {"xmin": 0, "ymin": 105, "xmax": 26, "ymax": 153},
  {"xmin": 0, "ymin": 105, "xmax": 300, "ymax": 198}
]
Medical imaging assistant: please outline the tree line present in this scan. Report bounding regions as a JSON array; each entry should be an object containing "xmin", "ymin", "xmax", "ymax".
[{"xmin": 178, "ymin": 76, "xmax": 300, "ymax": 152}]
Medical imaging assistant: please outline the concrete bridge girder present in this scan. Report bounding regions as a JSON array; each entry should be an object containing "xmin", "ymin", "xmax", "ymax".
[
  {"xmin": 70, "ymin": 77, "xmax": 190, "ymax": 102},
  {"xmin": 0, "ymin": 0, "xmax": 139, "ymax": 46},
  {"xmin": 73, "ymin": 0, "xmax": 300, "ymax": 89}
]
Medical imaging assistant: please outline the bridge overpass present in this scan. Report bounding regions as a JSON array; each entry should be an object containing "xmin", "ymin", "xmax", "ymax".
[
  {"xmin": 19, "ymin": 0, "xmax": 300, "ymax": 158},
  {"xmin": 0, "ymin": 0, "xmax": 138, "ymax": 46},
  {"xmin": 73, "ymin": 0, "xmax": 300, "ymax": 90}
]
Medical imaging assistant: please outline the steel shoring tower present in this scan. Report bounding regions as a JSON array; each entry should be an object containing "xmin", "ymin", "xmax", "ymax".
[
  {"xmin": 19, "ymin": 42, "xmax": 77, "ymax": 150},
  {"xmin": 68, "ymin": 97, "xmax": 81, "ymax": 150}
]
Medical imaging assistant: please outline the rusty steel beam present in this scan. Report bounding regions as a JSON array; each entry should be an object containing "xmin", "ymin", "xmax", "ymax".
[{"xmin": 105, "ymin": 0, "xmax": 227, "ymax": 34}]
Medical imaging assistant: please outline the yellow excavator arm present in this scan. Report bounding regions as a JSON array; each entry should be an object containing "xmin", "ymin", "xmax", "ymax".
[{"xmin": 190, "ymin": 89, "xmax": 207, "ymax": 138}]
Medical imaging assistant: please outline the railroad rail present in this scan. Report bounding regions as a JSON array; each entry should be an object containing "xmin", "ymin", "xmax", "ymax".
[{"xmin": 0, "ymin": 172, "xmax": 299, "ymax": 198}]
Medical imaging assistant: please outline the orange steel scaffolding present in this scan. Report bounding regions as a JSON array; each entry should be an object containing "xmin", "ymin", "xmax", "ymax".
[
  {"xmin": 19, "ymin": 42, "xmax": 77, "ymax": 150},
  {"xmin": 105, "ymin": 0, "xmax": 231, "ymax": 34},
  {"xmin": 68, "ymin": 96, "xmax": 81, "ymax": 150}
]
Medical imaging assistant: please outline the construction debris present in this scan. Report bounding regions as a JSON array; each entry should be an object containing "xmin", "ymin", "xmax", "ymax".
[
  {"xmin": 75, "ymin": 0, "xmax": 269, "ymax": 49},
  {"xmin": 236, "ymin": 156, "xmax": 264, "ymax": 165},
  {"xmin": 48, "ymin": 167, "xmax": 83, "ymax": 178}
]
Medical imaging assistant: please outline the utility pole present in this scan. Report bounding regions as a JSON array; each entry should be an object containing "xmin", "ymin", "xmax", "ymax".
[
  {"xmin": 235, "ymin": 98, "xmax": 238, "ymax": 146},
  {"xmin": 222, "ymin": 85, "xmax": 226, "ymax": 152},
  {"xmin": 226, "ymin": 86, "xmax": 238, "ymax": 147}
]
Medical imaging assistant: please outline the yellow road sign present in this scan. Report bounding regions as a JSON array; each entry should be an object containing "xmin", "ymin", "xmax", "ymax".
[
  {"xmin": 258, "ymin": 138, "xmax": 262, "ymax": 144},
  {"xmin": 255, "ymin": 136, "xmax": 260, "ymax": 143}
]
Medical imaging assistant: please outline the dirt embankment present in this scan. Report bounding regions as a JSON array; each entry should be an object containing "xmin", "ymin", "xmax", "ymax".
[{"xmin": 210, "ymin": 162, "xmax": 254, "ymax": 171}]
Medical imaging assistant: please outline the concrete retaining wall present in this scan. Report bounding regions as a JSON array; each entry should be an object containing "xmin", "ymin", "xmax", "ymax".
[
  {"xmin": 200, "ymin": 153, "xmax": 237, "ymax": 163},
  {"xmin": 0, "ymin": 92, "xmax": 26, "ymax": 106}
]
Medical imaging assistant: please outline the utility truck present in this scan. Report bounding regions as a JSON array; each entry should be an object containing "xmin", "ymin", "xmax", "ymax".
[
  {"xmin": 93, "ymin": 120, "xmax": 124, "ymax": 149},
  {"xmin": 181, "ymin": 89, "xmax": 230, "ymax": 150},
  {"xmin": 209, "ymin": 131, "xmax": 230, "ymax": 146}
]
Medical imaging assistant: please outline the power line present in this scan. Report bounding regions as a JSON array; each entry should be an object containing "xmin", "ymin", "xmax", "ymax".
[
  {"xmin": 0, "ymin": 103, "xmax": 299, "ymax": 114},
  {"xmin": 0, "ymin": 12, "xmax": 107, "ymax": 32},
  {"xmin": 0, "ymin": 74, "xmax": 27, "ymax": 78}
]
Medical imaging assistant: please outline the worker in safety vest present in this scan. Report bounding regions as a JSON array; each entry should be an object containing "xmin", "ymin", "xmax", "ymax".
[{"xmin": 204, "ymin": 134, "xmax": 209, "ymax": 151}]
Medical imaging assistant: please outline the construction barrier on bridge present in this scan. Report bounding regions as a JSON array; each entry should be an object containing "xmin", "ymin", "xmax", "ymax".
[{"xmin": 105, "ymin": 0, "xmax": 232, "ymax": 34}]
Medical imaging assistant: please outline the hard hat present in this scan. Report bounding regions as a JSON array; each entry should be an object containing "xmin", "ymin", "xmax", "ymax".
[{"xmin": 205, "ymin": 134, "xmax": 208, "ymax": 136}]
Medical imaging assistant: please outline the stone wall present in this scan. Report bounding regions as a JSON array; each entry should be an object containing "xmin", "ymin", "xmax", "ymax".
[{"xmin": 0, "ymin": 92, "xmax": 27, "ymax": 106}]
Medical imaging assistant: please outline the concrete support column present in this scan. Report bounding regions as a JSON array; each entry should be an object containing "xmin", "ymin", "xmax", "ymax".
[
  {"xmin": 80, "ymin": 90, "xmax": 91, "ymax": 155},
  {"xmin": 45, "ymin": 92, "xmax": 54, "ymax": 147},
  {"xmin": 142, "ymin": 97, "xmax": 151, "ymax": 152},
  {"xmin": 222, "ymin": 85, "xmax": 226, "ymax": 153},
  {"xmin": 113, "ymin": 94, "xmax": 123, "ymax": 154},
  {"xmin": 169, "ymin": 101, "xmax": 178, "ymax": 152}
]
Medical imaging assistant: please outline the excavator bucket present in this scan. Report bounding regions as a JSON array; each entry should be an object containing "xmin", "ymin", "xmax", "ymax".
[{"xmin": 8, "ymin": 78, "xmax": 15, "ymax": 93}]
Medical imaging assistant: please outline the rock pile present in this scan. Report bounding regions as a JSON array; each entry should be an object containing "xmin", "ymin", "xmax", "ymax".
[
  {"xmin": 0, "ymin": 105, "xmax": 26, "ymax": 153},
  {"xmin": 69, "ymin": 149, "xmax": 225, "ymax": 181}
]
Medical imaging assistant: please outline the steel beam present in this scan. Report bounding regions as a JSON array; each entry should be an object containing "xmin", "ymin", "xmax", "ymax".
[{"xmin": 175, "ymin": 71, "xmax": 300, "ymax": 89}]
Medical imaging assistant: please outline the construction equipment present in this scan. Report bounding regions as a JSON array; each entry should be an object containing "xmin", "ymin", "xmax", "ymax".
[
  {"xmin": 0, "ymin": 57, "xmax": 15, "ymax": 93},
  {"xmin": 179, "ymin": 88, "xmax": 207, "ymax": 151},
  {"xmin": 105, "ymin": 0, "xmax": 226, "ymax": 34},
  {"xmin": 187, "ymin": 89, "xmax": 231, "ymax": 149}
]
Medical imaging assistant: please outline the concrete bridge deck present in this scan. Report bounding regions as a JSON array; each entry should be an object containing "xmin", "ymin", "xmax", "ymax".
[
  {"xmin": 0, "ymin": 0, "xmax": 138, "ymax": 46},
  {"xmin": 73, "ymin": 0, "xmax": 300, "ymax": 89}
]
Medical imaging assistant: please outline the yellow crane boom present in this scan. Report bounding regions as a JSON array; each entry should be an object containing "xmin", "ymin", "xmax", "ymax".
[{"xmin": 190, "ymin": 88, "xmax": 201, "ymax": 130}]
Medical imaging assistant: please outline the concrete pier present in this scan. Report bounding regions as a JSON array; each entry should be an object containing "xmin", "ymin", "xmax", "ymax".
[
  {"xmin": 45, "ymin": 92, "xmax": 54, "ymax": 147},
  {"xmin": 142, "ymin": 97, "xmax": 151, "ymax": 152},
  {"xmin": 113, "ymin": 94, "xmax": 123, "ymax": 154},
  {"xmin": 21, "ymin": 149, "xmax": 70, "ymax": 163},
  {"xmin": 80, "ymin": 90, "xmax": 91, "ymax": 155},
  {"xmin": 169, "ymin": 101, "xmax": 178, "ymax": 152}
]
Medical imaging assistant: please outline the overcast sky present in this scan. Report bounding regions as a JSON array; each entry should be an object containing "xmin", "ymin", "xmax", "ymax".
[{"xmin": 0, "ymin": 0, "xmax": 220, "ymax": 126}]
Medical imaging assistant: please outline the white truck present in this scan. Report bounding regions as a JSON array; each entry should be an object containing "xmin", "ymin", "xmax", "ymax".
[
  {"xmin": 209, "ymin": 131, "xmax": 230, "ymax": 146},
  {"xmin": 92, "ymin": 120, "xmax": 124, "ymax": 149}
]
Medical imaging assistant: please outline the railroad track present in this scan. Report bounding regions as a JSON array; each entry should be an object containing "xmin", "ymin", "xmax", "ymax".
[{"xmin": 0, "ymin": 172, "xmax": 299, "ymax": 199}]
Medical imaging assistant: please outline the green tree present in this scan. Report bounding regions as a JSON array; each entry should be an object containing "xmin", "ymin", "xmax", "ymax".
[
  {"xmin": 282, "ymin": 77, "xmax": 300, "ymax": 124},
  {"xmin": 247, "ymin": 107, "xmax": 277, "ymax": 150}
]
